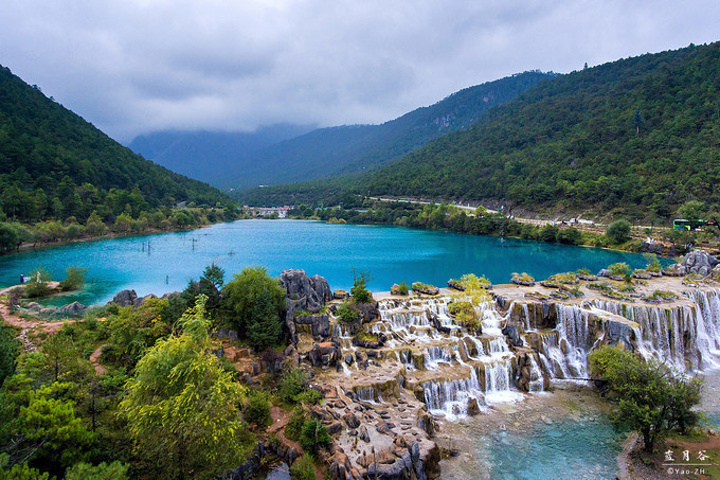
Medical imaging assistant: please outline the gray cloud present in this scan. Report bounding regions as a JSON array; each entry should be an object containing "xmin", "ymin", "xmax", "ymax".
[{"xmin": 1, "ymin": 0, "xmax": 718, "ymax": 143}]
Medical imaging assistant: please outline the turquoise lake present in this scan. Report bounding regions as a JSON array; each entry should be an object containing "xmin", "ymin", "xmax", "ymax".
[
  {"xmin": 484, "ymin": 417, "xmax": 622, "ymax": 480},
  {"xmin": 0, "ymin": 219, "xmax": 664, "ymax": 306}
]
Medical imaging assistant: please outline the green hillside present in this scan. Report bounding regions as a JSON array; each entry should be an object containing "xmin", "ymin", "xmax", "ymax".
[
  {"xmin": 360, "ymin": 42, "xmax": 720, "ymax": 221},
  {"xmin": 0, "ymin": 64, "xmax": 232, "ymax": 226},
  {"xmin": 168, "ymin": 71, "xmax": 549, "ymax": 190}
]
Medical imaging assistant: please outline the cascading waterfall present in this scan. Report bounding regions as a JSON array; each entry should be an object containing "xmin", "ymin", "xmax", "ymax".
[
  {"xmin": 552, "ymin": 305, "xmax": 593, "ymax": 378},
  {"xmin": 423, "ymin": 345, "xmax": 456, "ymax": 369},
  {"xmin": 422, "ymin": 368, "xmax": 482, "ymax": 420},
  {"xmin": 527, "ymin": 355, "xmax": 545, "ymax": 393},
  {"xmin": 687, "ymin": 289, "xmax": 720, "ymax": 368}
]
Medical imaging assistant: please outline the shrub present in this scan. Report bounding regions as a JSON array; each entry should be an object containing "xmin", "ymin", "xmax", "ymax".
[
  {"xmin": 24, "ymin": 267, "xmax": 53, "ymax": 298},
  {"xmin": 557, "ymin": 227, "xmax": 582, "ymax": 245},
  {"xmin": 606, "ymin": 219, "xmax": 632, "ymax": 244},
  {"xmin": 548, "ymin": 272, "xmax": 577, "ymax": 284},
  {"xmin": 395, "ymin": 281, "xmax": 410, "ymax": 295},
  {"xmin": 336, "ymin": 300, "xmax": 361, "ymax": 323},
  {"xmin": 350, "ymin": 269, "xmax": 373, "ymax": 304},
  {"xmin": 60, "ymin": 265, "xmax": 87, "ymax": 291},
  {"xmin": 300, "ymin": 419, "xmax": 331, "ymax": 453},
  {"xmin": 244, "ymin": 392, "xmax": 272, "ymax": 428},
  {"xmin": 289, "ymin": 453, "xmax": 315, "ymax": 480},
  {"xmin": 279, "ymin": 368, "xmax": 307, "ymax": 405},
  {"xmin": 511, "ymin": 272, "xmax": 535, "ymax": 283},
  {"xmin": 607, "ymin": 263, "xmax": 630, "ymax": 277},
  {"xmin": 643, "ymin": 253, "xmax": 662, "ymax": 273},
  {"xmin": 295, "ymin": 388, "xmax": 322, "ymax": 405},
  {"xmin": 285, "ymin": 408, "xmax": 306, "ymax": 442},
  {"xmin": 449, "ymin": 301, "xmax": 480, "ymax": 331}
]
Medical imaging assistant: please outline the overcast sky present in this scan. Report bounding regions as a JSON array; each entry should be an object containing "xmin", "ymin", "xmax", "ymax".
[{"xmin": 1, "ymin": 1, "xmax": 719, "ymax": 144}]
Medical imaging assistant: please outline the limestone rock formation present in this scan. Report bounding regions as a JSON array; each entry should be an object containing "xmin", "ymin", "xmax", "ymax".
[{"xmin": 278, "ymin": 269, "xmax": 332, "ymax": 342}]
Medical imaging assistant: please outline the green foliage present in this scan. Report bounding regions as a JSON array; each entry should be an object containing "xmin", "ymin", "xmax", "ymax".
[
  {"xmin": 289, "ymin": 453, "xmax": 315, "ymax": 480},
  {"xmin": 547, "ymin": 272, "xmax": 578, "ymax": 284},
  {"xmin": 23, "ymin": 268, "xmax": 52, "ymax": 298},
  {"xmin": 300, "ymin": 419, "xmax": 331, "ymax": 454},
  {"xmin": 677, "ymin": 200, "xmax": 706, "ymax": 221},
  {"xmin": 0, "ymin": 222, "xmax": 20, "ymax": 254},
  {"xmin": 606, "ymin": 220, "xmax": 632, "ymax": 244},
  {"xmin": 241, "ymin": 43, "xmax": 720, "ymax": 222},
  {"xmin": 393, "ymin": 281, "xmax": 411, "ymax": 295},
  {"xmin": 336, "ymin": 300, "xmax": 361, "ymax": 324},
  {"xmin": 0, "ymin": 64, "xmax": 233, "ymax": 228},
  {"xmin": 643, "ymin": 253, "xmax": 662, "ymax": 273},
  {"xmin": 219, "ymin": 72, "xmax": 549, "ymax": 193},
  {"xmin": 244, "ymin": 392, "xmax": 272, "ymax": 428},
  {"xmin": 350, "ymin": 269, "xmax": 373, "ymax": 304},
  {"xmin": 589, "ymin": 346, "xmax": 702, "ymax": 452},
  {"xmin": 448, "ymin": 301, "xmax": 480, "ymax": 331},
  {"xmin": 279, "ymin": 368, "xmax": 307, "ymax": 405},
  {"xmin": 294, "ymin": 389, "xmax": 322, "ymax": 405},
  {"xmin": 285, "ymin": 408, "xmax": 306, "ymax": 442},
  {"xmin": 512, "ymin": 272, "xmax": 535, "ymax": 283},
  {"xmin": 223, "ymin": 266, "xmax": 286, "ymax": 351},
  {"xmin": 0, "ymin": 326, "xmax": 20, "ymax": 387},
  {"xmin": 607, "ymin": 262, "xmax": 631, "ymax": 277},
  {"xmin": 0, "ymin": 377, "xmax": 95, "ymax": 474},
  {"xmin": 119, "ymin": 296, "xmax": 254, "ymax": 479},
  {"xmin": 0, "ymin": 454, "xmax": 50, "ymax": 480},
  {"xmin": 64, "ymin": 461, "xmax": 129, "ymax": 480},
  {"xmin": 59, "ymin": 266, "xmax": 86, "ymax": 292}
]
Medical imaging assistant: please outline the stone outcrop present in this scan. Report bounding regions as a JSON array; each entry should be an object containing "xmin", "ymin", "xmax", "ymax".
[
  {"xmin": 111, "ymin": 289, "xmax": 137, "ymax": 307},
  {"xmin": 278, "ymin": 269, "xmax": 333, "ymax": 342},
  {"xmin": 308, "ymin": 341, "xmax": 342, "ymax": 368},
  {"xmin": 666, "ymin": 249, "xmax": 720, "ymax": 276},
  {"xmin": 109, "ymin": 289, "xmax": 154, "ymax": 307}
]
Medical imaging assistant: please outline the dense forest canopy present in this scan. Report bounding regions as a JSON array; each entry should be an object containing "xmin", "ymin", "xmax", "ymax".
[
  {"xmin": 0, "ymin": 64, "xmax": 233, "ymax": 225},
  {"xmin": 238, "ymin": 42, "xmax": 720, "ymax": 223}
]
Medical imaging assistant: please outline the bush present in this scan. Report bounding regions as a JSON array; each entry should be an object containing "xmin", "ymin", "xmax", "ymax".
[
  {"xmin": 24, "ymin": 267, "xmax": 53, "ymax": 298},
  {"xmin": 336, "ymin": 300, "xmax": 361, "ymax": 323},
  {"xmin": 279, "ymin": 368, "xmax": 307, "ymax": 405},
  {"xmin": 65, "ymin": 461, "xmax": 129, "ymax": 480},
  {"xmin": 300, "ymin": 419, "xmax": 331, "ymax": 453},
  {"xmin": 244, "ymin": 392, "xmax": 272, "ymax": 428},
  {"xmin": 557, "ymin": 227, "xmax": 582, "ymax": 245},
  {"xmin": 350, "ymin": 269, "xmax": 373, "ymax": 304},
  {"xmin": 289, "ymin": 453, "xmax": 315, "ymax": 480},
  {"xmin": 448, "ymin": 301, "xmax": 480, "ymax": 330},
  {"xmin": 394, "ymin": 281, "xmax": 410, "ymax": 295},
  {"xmin": 606, "ymin": 219, "xmax": 632, "ymax": 244},
  {"xmin": 285, "ymin": 408, "xmax": 306, "ymax": 442},
  {"xmin": 607, "ymin": 262, "xmax": 630, "ymax": 277},
  {"xmin": 295, "ymin": 388, "xmax": 322, "ymax": 405},
  {"xmin": 59, "ymin": 265, "xmax": 87, "ymax": 291}
]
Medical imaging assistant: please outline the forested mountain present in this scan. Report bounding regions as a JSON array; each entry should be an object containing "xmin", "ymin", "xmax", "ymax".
[
  {"xmin": 135, "ymin": 71, "xmax": 551, "ymax": 190},
  {"xmin": 0, "ymin": 64, "xmax": 232, "ymax": 225},
  {"xmin": 242, "ymin": 42, "xmax": 720, "ymax": 221},
  {"xmin": 358, "ymin": 42, "xmax": 720, "ymax": 220},
  {"xmin": 128, "ymin": 124, "xmax": 316, "ymax": 185}
]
